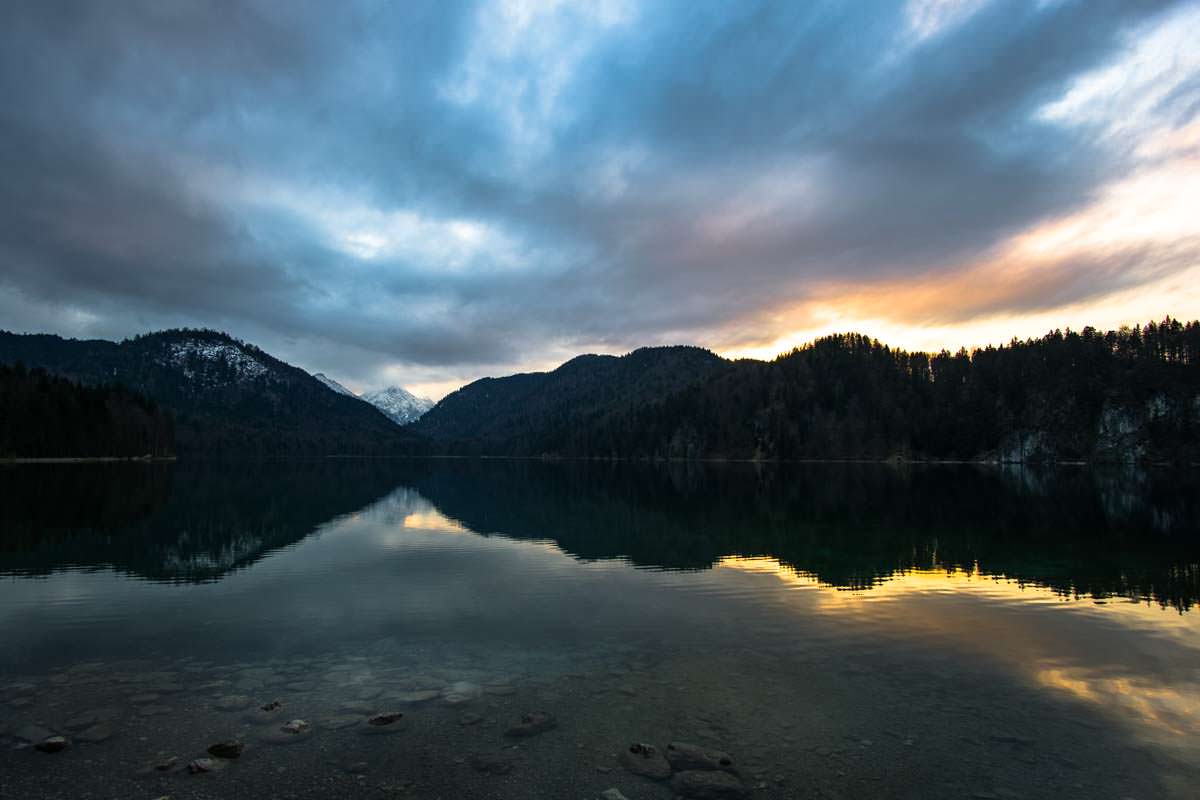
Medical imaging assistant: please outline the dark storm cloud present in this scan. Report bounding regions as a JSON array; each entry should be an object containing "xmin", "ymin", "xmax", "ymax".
[{"xmin": 0, "ymin": 0, "xmax": 1195, "ymax": 389}]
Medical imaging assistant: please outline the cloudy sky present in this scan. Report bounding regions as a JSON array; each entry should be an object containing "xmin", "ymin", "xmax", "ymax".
[{"xmin": 2, "ymin": 0, "xmax": 1198, "ymax": 398}]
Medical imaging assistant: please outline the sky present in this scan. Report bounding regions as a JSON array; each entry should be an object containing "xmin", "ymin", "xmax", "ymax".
[{"xmin": 1, "ymin": 0, "xmax": 1198, "ymax": 399}]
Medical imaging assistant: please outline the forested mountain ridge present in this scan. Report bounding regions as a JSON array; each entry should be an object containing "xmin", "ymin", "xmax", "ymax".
[
  {"xmin": 411, "ymin": 345, "xmax": 729, "ymax": 451},
  {"xmin": 414, "ymin": 320, "xmax": 1200, "ymax": 463},
  {"xmin": 0, "ymin": 364, "xmax": 174, "ymax": 458},
  {"xmin": 0, "ymin": 329, "xmax": 424, "ymax": 457}
]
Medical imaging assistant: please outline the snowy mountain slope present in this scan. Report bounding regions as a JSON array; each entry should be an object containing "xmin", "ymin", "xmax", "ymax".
[
  {"xmin": 313, "ymin": 372, "xmax": 356, "ymax": 397},
  {"xmin": 362, "ymin": 385, "xmax": 435, "ymax": 425},
  {"xmin": 0, "ymin": 328, "xmax": 425, "ymax": 455}
]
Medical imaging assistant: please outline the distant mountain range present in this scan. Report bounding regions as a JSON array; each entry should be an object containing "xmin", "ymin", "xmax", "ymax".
[
  {"xmin": 2, "ymin": 320, "xmax": 1198, "ymax": 462},
  {"xmin": 313, "ymin": 373, "xmax": 434, "ymax": 425},
  {"xmin": 0, "ymin": 329, "xmax": 424, "ymax": 457}
]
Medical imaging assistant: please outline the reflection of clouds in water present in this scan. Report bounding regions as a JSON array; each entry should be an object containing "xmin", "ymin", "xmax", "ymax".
[
  {"xmin": 350, "ymin": 487, "xmax": 469, "ymax": 535},
  {"xmin": 717, "ymin": 555, "xmax": 1200, "ymax": 765}
]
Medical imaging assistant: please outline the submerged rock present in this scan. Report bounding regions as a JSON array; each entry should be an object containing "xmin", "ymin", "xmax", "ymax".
[
  {"xmin": 281, "ymin": 719, "xmax": 311, "ymax": 735},
  {"xmin": 35, "ymin": 735, "xmax": 70, "ymax": 754},
  {"xmin": 666, "ymin": 742, "xmax": 738, "ymax": 774},
  {"xmin": 670, "ymin": 769, "xmax": 749, "ymax": 799},
  {"xmin": 368, "ymin": 711, "xmax": 404, "ymax": 726},
  {"xmin": 207, "ymin": 740, "xmax": 244, "ymax": 759},
  {"xmin": 505, "ymin": 711, "xmax": 556, "ymax": 738},
  {"xmin": 188, "ymin": 757, "xmax": 220, "ymax": 774},
  {"xmin": 620, "ymin": 742, "xmax": 671, "ymax": 780},
  {"xmin": 442, "ymin": 681, "xmax": 482, "ymax": 705}
]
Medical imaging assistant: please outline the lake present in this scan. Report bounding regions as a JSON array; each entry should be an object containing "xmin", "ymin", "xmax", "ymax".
[{"xmin": 1, "ymin": 459, "xmax": 1198, "ymax": 799}]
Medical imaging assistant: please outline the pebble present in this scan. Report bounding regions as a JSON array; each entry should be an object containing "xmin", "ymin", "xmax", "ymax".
[
  {"xmin": 368, "ymin": 711, "xmax": 404, "ymax": 726},
  {"xmin": 35, "ymin": 735, "xmax": 70, "ymax": 754},
  {"xmin": 442, "ymin": 681, "xmax": 483, "ymax": 705},
  {"xmin": 207, "ymin": 740, "xmax": 245, "ymax": 759},
  {"xmin": 619, "ymin": 742, "xmax": 672, "ymax": 780},
  {"xmin": 602, "ymin": 790, "xmax": 631, "ymax": 800},
  {"xmin": 281, "ymin": 719, "xmax": 311, "ymax": 735},
  {"xmin": 188, "ymin": 757, "xmax": 220, "ymax": 773}
]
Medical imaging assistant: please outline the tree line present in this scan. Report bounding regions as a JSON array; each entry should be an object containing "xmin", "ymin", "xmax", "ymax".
[{"xmin": 0, "ymin": 363, "xmax": 174, "ymax": 459}]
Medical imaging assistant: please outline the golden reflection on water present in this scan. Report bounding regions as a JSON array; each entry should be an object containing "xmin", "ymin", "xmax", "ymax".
[{"xmin": 716, "ymin": 555, "xmax": 1200, "ymax": 763}]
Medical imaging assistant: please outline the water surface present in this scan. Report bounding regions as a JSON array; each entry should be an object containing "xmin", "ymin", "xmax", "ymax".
[{"xmin": 1, "ymin": 460, "xmax": 1198, "ymax": 799}]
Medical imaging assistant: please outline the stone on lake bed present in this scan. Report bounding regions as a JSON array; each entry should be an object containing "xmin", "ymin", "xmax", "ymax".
[
  {"xmin": 442, "ymin": 681, "xmax": 482, "ymax": 705},
  {"xmin": 619, "ymin": 742, "xmax": 672, "ymax": 780},
  {"xmin": 35, "ymin": 735, "xmax": 70, "ymax": 753},
  {"xmin": 281, "ymin": 719, "xmax": 311, "ymax": 735},
  {"xmin": 602, "ymin": 790, "xmax": 632, "ymax": 800},
  {"xmin": 188, "ymin": 757, "xmax": 221, "ymax": 774},
  {"xmin": 504, "ymin": 711, "xmax": 556, "ymax": 738},
  {"xmin": 670, "ymin": 769, "xmax": 749, "ymax": 799},
  {"xmin": 207, "ymin": 740, "xmax": 244, "ymax": 759},
  {"xmin": 129, "ymin": 692, "xmax": 160, "ymax": 704},
  {"xmin": 367, "ymin": 711, "xmax": 404, "ymax": 726},
  {"xmin": 666, "ymin": 742, "xmax": 738, "ymax": 774},
  {"xmin": 260, "ymin": 699, "xmax": 283, "ymax": 711}
]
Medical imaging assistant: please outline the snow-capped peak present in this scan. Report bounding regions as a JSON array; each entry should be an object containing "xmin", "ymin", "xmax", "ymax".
[
  {"xmin": 362, "ymin": 385, "xmax": 435, "ymax": 425},
  {"xmin": 313, "ymin": 372, "xmax": 356, "ymax": 397}
]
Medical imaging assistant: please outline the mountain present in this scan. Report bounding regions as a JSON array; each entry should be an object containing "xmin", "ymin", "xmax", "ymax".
[
  {"xmin": 411, "ymin": 321, "xmax": 1200, "ymax": 463},
  {"xmin": 410, "ymin": 345, "xmax": 729, "ymax": 452},
  {"xmin": 0, "ymin": 328, "xmax": 425, "ymax": 457},
  {"xmin": 362, "ymin": 385, "xmax": 435, "ymax": 425},
  {"xmin": 313, "ymin": 372, "xmax": 356, "ymax": 397}
]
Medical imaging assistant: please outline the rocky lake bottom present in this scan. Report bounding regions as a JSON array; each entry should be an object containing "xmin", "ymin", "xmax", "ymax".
[{"xmin": 2, "ymin": 460, "xmax": 1198, "ymax": 799}]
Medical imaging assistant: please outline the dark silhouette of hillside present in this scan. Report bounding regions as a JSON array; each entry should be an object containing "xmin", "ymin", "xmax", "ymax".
[
  {"xmin": 0, "ymin": 363, "xmax": 173, "ymax": 458},
  {"xmin": 0, "ymin": 328, "xmax": 425, "ymax": 457},
  {"xmin": 414, "ymin": 319, "xmax": 1200, "ymax": 463}
]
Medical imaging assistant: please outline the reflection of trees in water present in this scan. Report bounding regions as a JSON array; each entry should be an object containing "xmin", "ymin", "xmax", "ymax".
[
  {"xmin": 409, "ymin": 460, "xmax": 1200, "ymax": 611},
  {"xmin": 0, "ymin": 460, "xmax": 429, "ymax": 582},
  {"xmin": 1, "ymin": 459, "xmax": 1196, "ymax": 610}
]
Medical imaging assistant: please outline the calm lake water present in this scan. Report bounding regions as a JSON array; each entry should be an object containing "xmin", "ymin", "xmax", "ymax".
[{"xmin": 1, "ymin": 459, "xmax": 1198, "ymax": 799}]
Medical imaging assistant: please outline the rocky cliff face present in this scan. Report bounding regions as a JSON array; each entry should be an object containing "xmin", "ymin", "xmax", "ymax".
[{"xmin": 995, "ymin": 392, "xmax": 1199, "ymax": 464}]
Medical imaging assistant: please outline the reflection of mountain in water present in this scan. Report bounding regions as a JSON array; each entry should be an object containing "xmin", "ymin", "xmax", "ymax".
[
  {"xmin": 407, "ymin": 461, "xmax": 1200, "ymax": 611},
  {"xmin": 2, "ymin": 459, "xmax": 1197, "ymax": 609},
  {"xmin": 0, "ymin": 460, "xmax": 426, "ymax": 582}
]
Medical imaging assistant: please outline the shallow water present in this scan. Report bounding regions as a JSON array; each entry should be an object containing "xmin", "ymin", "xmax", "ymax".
[{"xmin": 1, "ymin": 459, "xmax": 1198, "ymax": 799}]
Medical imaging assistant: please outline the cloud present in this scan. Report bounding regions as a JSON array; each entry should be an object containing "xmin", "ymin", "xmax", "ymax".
[{"xmin": 0, "ymin": 0, "xmax": 1196, "ymax": 396}]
